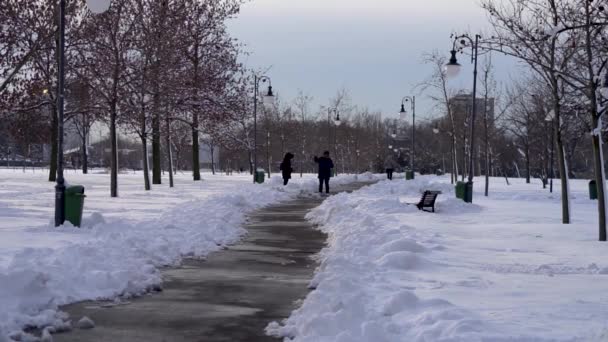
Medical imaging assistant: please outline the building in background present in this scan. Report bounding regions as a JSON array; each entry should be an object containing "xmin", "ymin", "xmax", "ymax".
[{"xmin": 445, "ymin": 92, "xmax": 496, "ymax": 177}]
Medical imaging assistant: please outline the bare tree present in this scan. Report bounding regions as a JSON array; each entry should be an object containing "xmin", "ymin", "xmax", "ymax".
[
  {"xmin": 419, "ymin": 51, "xmax": 460, "ymax": 183},
  {"xmin": 483, "ymin": 0, "xmax": 575, "ymax": 224}
]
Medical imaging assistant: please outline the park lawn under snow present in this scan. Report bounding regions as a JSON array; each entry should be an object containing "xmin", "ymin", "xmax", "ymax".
[
  {"xmin": 0, "ymin": 168, "xmax": 374, "ymax": 340},
  {"xmin": 268, "ymin": 175, "xmax": 608, "ymax": 341}
]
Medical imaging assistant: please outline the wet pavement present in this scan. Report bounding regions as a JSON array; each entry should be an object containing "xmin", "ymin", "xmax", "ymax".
[{"xmin": 56, "ymin": 182, "xmax": 372, "ymax": 342}]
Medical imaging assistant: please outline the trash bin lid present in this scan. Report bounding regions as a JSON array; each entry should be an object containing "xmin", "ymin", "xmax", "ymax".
[{"xmin": 66, "ymin": 185, "xmax": 85, "ymax": 195}]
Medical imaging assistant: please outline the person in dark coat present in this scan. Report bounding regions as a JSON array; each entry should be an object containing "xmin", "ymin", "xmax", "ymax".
[
  {"xmin": 384, "ymin": 155, "xmax": 399, "ymax": 180},
  {"xmin": 314, "ymin": 151, "xmax": 334, "ymax": 193},
  {"xmin": 280, "ymin": 152, "xmax": 295, "ymax": 185}
]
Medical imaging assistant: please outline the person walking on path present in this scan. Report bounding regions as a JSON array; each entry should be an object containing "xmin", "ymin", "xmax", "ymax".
[
  {"xmin": 384, "ymin": 154, "xmax": 399, "ymax": 180},
  {"xmin": 314, "ymin": 151, "xmax": 334, "ymax": 193},
  {"xmin": 280, "ymin": 152, "xmax": 295, "ymax": 185}
]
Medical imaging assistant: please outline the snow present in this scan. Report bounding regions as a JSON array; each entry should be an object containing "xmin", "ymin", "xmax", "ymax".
[
  {"xmin": 75, "ymin": 316, "xmax": 95, "ymax": 330},
  {"xmin": 268, "ymin": 175, "xmax": 608, "ymax": 341},
  {"xmin": 0, "ymin": 168, "xmax": 376, "ymax": 340}
]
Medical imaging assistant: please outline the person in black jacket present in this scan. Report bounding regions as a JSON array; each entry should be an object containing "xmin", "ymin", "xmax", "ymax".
[
  {"xmin": 314, "ymin": 151, "xmax": 334, "ymax": 193},
  {"xmin": 280, "ymin": 152, "xmax": 295, "ymax": 185}
]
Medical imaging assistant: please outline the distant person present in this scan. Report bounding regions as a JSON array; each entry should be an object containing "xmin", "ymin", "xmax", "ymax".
[
  {"xmin": 384, "ymin": 155, "xmax": 398, "ymax": 180},
  {"xmin": 280, "ymin": 152, "xmax": 295, "ymax": 185},
  {"xmin": 314, "ymin": 151, "xmax": 334, "ymax": 194}
]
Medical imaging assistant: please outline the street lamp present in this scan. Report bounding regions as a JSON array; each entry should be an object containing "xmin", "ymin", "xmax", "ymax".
[
  {"xmin": 327, "ymin": 108, "xmax": 340, "ymax": 174},
  {"xmin": 55, "ymin": 0, "xmax": 112, "ymax": 227},
  {"xmin": 399, "ymin": 96, "xmax": 416, "ymax": 179},
  {"xmin": 445, "ymin": 49, "xmax": 462, "ymax": 78},
  {"xmin": 252, "ymin": 75, "xmax": 274, "ymax": 183},
  {"xmin": 334, "ymin": 113, "xmax": 341, "ymax": 175},
  {"xmin": 446, "ymin": 34, "xmax": 481, "ymax": 203}
]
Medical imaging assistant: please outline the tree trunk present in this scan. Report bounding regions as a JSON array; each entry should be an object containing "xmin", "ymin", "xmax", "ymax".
[
  {"xmin": 591, "ymin": 127, "xmax": 606, "ymax": 240},
  {"xmin": 248, "ymin": 150, "xmax": 253, "ymax": 175},
  {"xmin": 461, "ymin": 137, "xmax": 466, "ymax": 182},
  {"xmin": 451, "ymin": 136, "xmax": 457, "ymax": 184},
  {"xmin": 483, "ymin": 116, "xmax": 490, "ymax": 196},
  {"xmin": 192, "ymin": 122, "xmax": 201, "ymax": 181},
  {"xmin": 554, "ymin": 110, "xmax": 570, "ymax": 224},
  {"xmin": 191, "ymin": 44, "xmax": 201, "ymax": 181},
  {"xmin": 110, "ymin": 105, "xmax": 118, "ymax": 198},
  {"xmin": 165, "ymin": 116, "xmax": 174, "ymax": 188},
  {"xmin": 548, "ymin": 5, "xmax": 570, "ymax": 224},
  {"xmin": 210, "ymin": 142, "xmax": 216, "ymax": 175},
  {"xmin": 152, "ymin": 94, "xmax": 162, "ymax": 184},
  {"xmin": 81, "ymin": 121, "xmax": 88, "ymax": 175},
  {"xmin": 485, "ymin": 149, "xmax": 490, "ymax": 197},
  {"xmin": 141, "ymin": 135, "xmax": 151, "ymax": 191},
  {"xmin": 525, "ymin": 145, "xmax": 531, "ymax": 184},
  {"xmin": 583, "ymin": 3, "xmax": 605, "ymax": 240},
  {"xmin": 49, "ymin": 104, "xmax": 58, "ymax": 182}
]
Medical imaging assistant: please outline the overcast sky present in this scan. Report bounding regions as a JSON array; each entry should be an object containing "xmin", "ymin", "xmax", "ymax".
[{"xmin": 228, "ymin": 0, "xmax": 513, "ymax": 121}]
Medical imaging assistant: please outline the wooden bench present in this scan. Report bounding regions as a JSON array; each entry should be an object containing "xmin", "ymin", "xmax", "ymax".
[{"xmin": 415, "ymin": 190, "xmax": 442, "ymax": 213}]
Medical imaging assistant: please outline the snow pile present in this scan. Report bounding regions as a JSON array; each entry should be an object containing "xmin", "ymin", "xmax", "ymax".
[
  {"xmin": 269, "ymin": 175, "xmax": 608, "ymax": 341},
  {"xmin": 0, "ymin": 171, "xmax": 373, "ymax": 340}
]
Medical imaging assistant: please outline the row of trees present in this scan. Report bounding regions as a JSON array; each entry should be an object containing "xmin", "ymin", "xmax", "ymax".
[
  {"xmin": 1, "ymin": 0, "xmax": 247, "ymax": 196},
  {"xmin": 2, "ymin": 0, "xmax": 608, "ymax": 240},
  {"xmin": 404, "ymin": 0, "xmax": 608, "ymax": 240},
  {"xmin": 480, "ymin": 0, "xmax": 608, "ymax": 240}
]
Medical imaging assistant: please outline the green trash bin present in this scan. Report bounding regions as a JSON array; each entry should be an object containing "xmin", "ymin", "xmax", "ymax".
[
  {"xmin": 65, "ymin": 185, "xmax": 86, "ymax": 227},
  {"xmin": 405, "ymin": 170, "xmax": 415, "ymax": 180},
  {"xmin": 589, "ymin": 180, "xmax": 598, "ymax": 200},
  {"xmin": 255, "ymin": 169, "xmax": 265, "ymax": 184},
  {"xmin": 455, "ymin": 181, "xmax": 466, "ymax": 199}
]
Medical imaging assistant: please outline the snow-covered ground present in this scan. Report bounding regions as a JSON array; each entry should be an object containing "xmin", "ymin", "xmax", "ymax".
[
  {"xmin": 268, "ymin": 175, "xmax": 608, "ymax": 341},
  {"xmin": 0, "ymin": 168, "xmax": 376, "ymax": 340}
]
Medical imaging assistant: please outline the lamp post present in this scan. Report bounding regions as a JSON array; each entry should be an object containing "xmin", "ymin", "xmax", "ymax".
[
  {"xmin": 399, "ymin": 96, "xmax": 416, "ymax": 179},
  {"xmin": 55, "ymin": 0, "xmax": 112, "ymax": 227},
  {"xmin": 252, "ymin": 75, "xmax": 275, "ymax": 183},
  {"xmin": 445, "ymin": 34, "xmax": 481, "ymax": 203},
  {"xmin": 545, "ymin": 112, "xmax": 555, "ymax": 193},
  {"xmin": 327, "ymin": 108, "xmax": 340, "ymax": 150},
  {"xmin": 328, "ymin": 108, "xmax": 340, "ymax": 175},
  {"xmin": 266, "ymin": 131, "xmax": 271, "ymax": 178}
]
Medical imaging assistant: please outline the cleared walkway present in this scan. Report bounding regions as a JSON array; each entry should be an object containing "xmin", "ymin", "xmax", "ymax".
[{"xmin": 56, "ymin": 182, "xmax": 371, "ymax": 342}]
